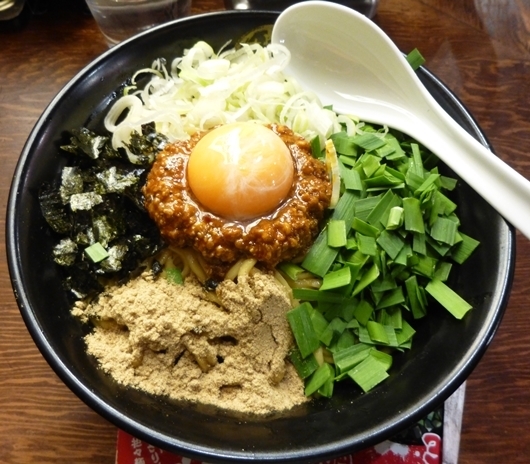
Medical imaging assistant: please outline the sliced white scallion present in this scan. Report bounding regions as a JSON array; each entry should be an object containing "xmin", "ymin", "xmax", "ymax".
[{"xmin": 104, "ymin": 41, "xmax": 345, "ymax": 163}]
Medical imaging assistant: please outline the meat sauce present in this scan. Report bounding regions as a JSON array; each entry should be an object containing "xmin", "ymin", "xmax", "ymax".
[{"xmin": 143, "ymin": 124, "xmax": 331, "ymax": 277}]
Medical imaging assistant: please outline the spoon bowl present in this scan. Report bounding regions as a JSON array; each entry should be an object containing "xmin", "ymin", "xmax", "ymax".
[{"xmin": 272, "ymin": 1, "xmax": 530, "ymax": 238}]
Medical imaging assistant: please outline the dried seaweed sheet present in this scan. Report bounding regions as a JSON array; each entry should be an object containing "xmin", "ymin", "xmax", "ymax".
[{"xmin": 39, "ymin": 125, "xmax": 167, "ymax": 299}]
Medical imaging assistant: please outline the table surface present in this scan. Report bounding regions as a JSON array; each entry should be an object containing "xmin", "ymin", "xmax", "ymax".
[{"xmin": 1, "ymin": 0, "xmax": 529, "ymax": 462}]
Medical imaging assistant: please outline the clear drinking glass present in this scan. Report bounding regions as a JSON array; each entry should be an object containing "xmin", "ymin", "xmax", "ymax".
[
  {"xmin": 0, "ymin": 0, "xmax": 25, "ymax": 20},
  {"xmin": 85, "ymin": 0, "xmax": 192, "ymax": 47}
]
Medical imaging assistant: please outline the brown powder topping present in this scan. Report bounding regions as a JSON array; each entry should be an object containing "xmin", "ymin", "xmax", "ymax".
[{"xmin": 72, "ymin": 271, "xmax": 308, "ymax": 416}]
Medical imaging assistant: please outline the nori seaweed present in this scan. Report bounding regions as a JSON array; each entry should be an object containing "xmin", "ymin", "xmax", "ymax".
[{"xmin": 39, "ymin": 125, "xmax": 167, "ymax": 300}]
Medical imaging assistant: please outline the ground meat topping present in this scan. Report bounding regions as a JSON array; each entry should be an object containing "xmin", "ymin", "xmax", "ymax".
[{"xmin": 143, "ymin": 124, "xmax": 331, "ymax": 276}]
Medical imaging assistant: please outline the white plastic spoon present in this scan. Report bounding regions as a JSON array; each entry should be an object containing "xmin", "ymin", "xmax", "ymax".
[{"xmin": 272, "ymin": 1, "xmax": 530, "ymax": 239}]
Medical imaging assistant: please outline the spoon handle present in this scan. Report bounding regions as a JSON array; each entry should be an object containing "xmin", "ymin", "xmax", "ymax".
[
  {"xmin": 412, "ymin": 103, "xmax": 530, "ymax": 240},
  {"xmin": 272, "ymin": 0, "xmax": 530, "ymax": 239}
]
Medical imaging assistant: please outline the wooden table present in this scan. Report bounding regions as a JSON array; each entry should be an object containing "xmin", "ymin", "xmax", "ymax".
[{"xmin": 1, "ymin": 0, "xmax": 529, "ymax": 462}]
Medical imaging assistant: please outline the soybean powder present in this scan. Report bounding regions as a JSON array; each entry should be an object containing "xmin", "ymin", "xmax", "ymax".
[{"xmin": 72, "ymin": 271, "xmax": 308, "ymax": 415}]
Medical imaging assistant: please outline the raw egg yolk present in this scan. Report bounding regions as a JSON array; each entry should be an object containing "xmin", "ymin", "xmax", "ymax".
[{"xmin": 187, "ymin": 122, "xmax": 295, "ymax": 221}]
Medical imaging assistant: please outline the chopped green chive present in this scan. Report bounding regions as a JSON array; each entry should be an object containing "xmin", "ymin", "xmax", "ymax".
[
  {"xmin": 278, "ymin": 262, "xmax": 306, "ymax": 281},
  {"xmin": 353, "ymin": 299, "xmax": 374, "ymax": 326},
  {"xmin": 369, "ymin": 348, "xmax": 393, "ymax": 371},
  {"xmin": 367, "ymin": 321, "xmax": 390, "ymax": 344},
  {"xmin": 288, "ymin": 120, "xmax": 479, "ymax": 398},
  {"xmin": 305, "ymin": 363, "xmax": 335, "ymax": 396},
  {"xmin": 377, "ymin": 229, "xmax": 405, "ymax": 259},
  {"xmin": 403, "ymin": 197, "xmax": 425, "ymax": 233},
  {"xmin": 287, "ymin": 302, "xmax": 320, "ymax": 358},
  {"xmin": 341, "ymin": 163, "xmax": 364, "ymax": 190},
  {"xmin": 430, "ymin": 216, "xmax": 458, "ymax": 245},
  {"xmin": 395, "ymin": 320, "xmax": 416, "ymax": 346},
  {"xmin": 376, "ymin": 287, "xmax": 405, "ymax": 309},
  {"xmin": 451, "ymin": 233, "xmax": 480, "ymax": 264},
  {"xmin": 330, "ymin": 131, "xmax": 358, "ymax": 157},
  {"xmin": 333, "ymin": 343, "xmax": 372, "ymax": 374},
  {"xmin": 84, "ymin": 242, "xmax": 108, "ymax": 263},
  {"xmin": 352, "ymin": 133, "xmax": 387, "ymax": 151},
  {"xmin": 348, "ymin": 352, "xmax": 390, "ymax": 393},
  {"xmin": 331, "ymin": 329, "xmax": 357, "ymax": 353},
  {"xmin": 290, "ymin": 349, "xmax": 319, "ymax": 379},
  {"xmin": 309, "ymin": 305, "xmax": 329, "ymax": 337},
  {"xmin": 327, "ymin": 220, "xmax": 347, "ymax": 247},
  {"xmin": 425, "ymin": 278, "xmax": 472, "ymax": 319},
  {"xmin": 352, "ymin": 217, "xmax": 380, "ymax": 238},
  {"xmin": 320, "ymin": 266, "xmax": 352, "ymax": 291},
  {"xmin": 357, "ymin": 233, "xmax": 377, "ymax": 256},
  {"xmin": 434, "ymin": 261, "xmax": 453, "ymax": 281},
  {"xmin": 366, "ymin": 189, "xmax": 397, "ymax": 225},
  {"xmin": 406, "ymin": 48, "xmax": 426, "ymax": 70},
  {"xmin": 292, "ymin": 288, "xmax": 349, "ymax": 304},
  {"xmin": 352, "ymin": 263, "xmax": 380, "ymax": 296},
  {"xmin": 302, "ymin": 190, "xmax": 358, "ymax": 277},
  {"xmin": 165, "ymin": 267, "xmax": 183, "ymax": 285},
  {"xmin": 386, "ymin": 206, "xmax": 404, "ymax": 230},
  {"xmin": 310, "ymin": 134, "xmax": 322, "ymax": 158},
  {"xmin": 319, "ymin": 318, "xmax": 347, "ymax": 346}
]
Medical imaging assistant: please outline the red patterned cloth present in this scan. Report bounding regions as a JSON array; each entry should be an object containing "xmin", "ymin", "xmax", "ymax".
[{"xmin": 116, "ymin": 429, "xmax": 442, "ymax": 464}]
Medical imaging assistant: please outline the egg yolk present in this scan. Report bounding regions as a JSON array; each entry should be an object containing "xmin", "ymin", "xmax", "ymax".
[{"xmin": 187, "ymin": 122, "xmax": 295, "ymax": 221}]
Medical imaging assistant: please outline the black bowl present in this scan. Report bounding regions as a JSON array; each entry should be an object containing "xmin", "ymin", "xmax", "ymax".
[{"xmin": 6, "ymin": 10, "xmax": 515, "ymax": 464}]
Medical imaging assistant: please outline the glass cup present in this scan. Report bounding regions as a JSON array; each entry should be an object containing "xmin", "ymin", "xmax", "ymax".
[
  {"xmin": 85, "ymin": 0, "xmax": 192, "ymax": 47},
  {"xmin": 0, "ymin": 0, "xmax": 25, "ymax": 20}
]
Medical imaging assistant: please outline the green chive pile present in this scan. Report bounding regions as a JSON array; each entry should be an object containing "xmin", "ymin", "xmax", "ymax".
[{"xmin": 284, "ymin": 124, "xmax": 480, "ymax": 398}]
